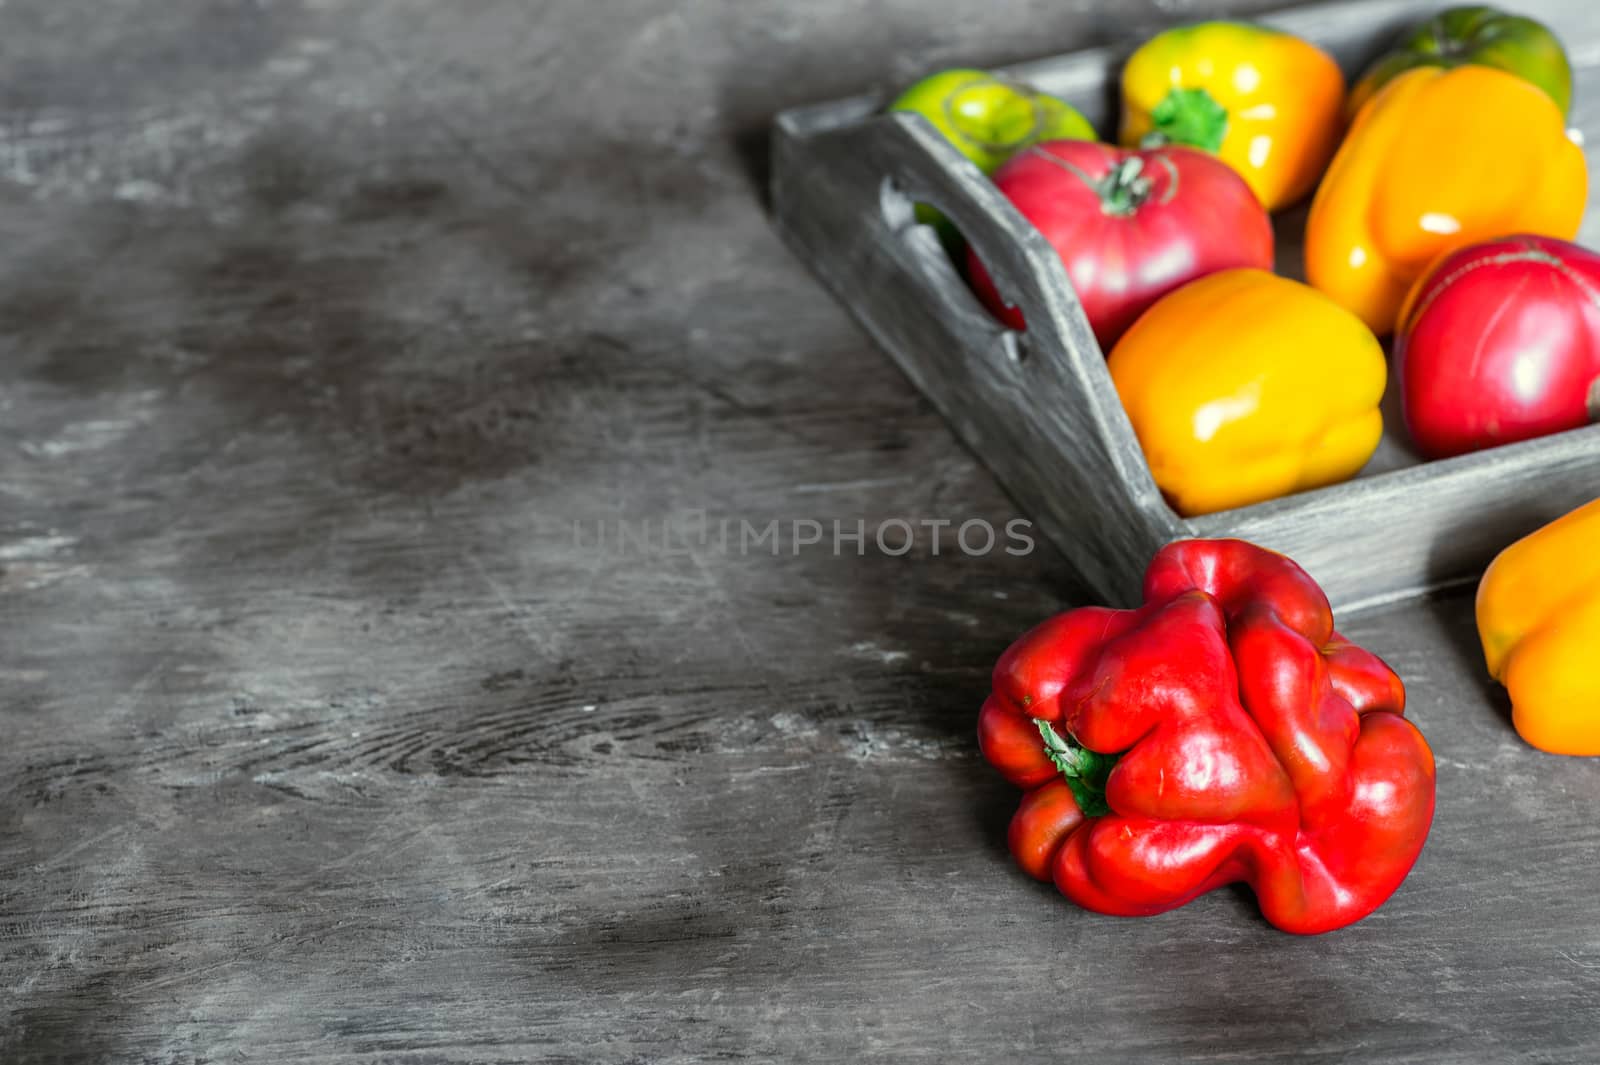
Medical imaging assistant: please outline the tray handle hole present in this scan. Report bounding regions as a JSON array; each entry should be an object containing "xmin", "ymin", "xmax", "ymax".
[{"xmin": 879, "ymin": 176, "xmax": 1030, "ymax": 365}]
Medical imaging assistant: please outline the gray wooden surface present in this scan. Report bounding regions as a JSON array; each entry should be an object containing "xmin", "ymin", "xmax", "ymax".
[{"xmin": 2, "ymin": 1, "xmax": 1598, "ymax": 1062}]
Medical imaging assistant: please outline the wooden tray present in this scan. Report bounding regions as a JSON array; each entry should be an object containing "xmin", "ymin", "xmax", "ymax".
[{"xmin": 772, "ymin": 0, "xmax": 1600, "ymax": 612}]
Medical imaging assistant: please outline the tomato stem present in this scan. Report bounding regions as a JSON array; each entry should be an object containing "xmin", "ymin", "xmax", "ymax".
[{"xmin": 1099, "ymin": 156, "xmax": 1154, "ymax": 216}]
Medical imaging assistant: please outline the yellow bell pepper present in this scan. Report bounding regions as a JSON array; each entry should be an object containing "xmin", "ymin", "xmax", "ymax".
[
  {"xmin": 1306, "ymin": 64, "xmax": 1586, "ymax": 335},
  {"xmin": 1476, "ymin": 497, "xmax": 1600, "ymax": 756},
  {"xmin": 1120, "ymin": 21, "xmax": 1345, "ymax": 211},
  {"xmin": 1107, "ymin": 269, "xmax": 1385, "ymax": 517}
]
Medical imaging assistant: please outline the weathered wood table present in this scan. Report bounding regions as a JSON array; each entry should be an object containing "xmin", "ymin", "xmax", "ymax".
[{"xmin": 2, "ymin": 2, "xmax": 1597, "ymax": 1061}]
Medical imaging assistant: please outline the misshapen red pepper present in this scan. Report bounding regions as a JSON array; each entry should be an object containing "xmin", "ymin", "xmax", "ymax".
[{"xmin": 978, "ymin": 539, "xmax": 1435, "ymax": 934}]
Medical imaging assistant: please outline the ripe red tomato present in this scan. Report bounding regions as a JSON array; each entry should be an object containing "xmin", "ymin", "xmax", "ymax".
[
  {"xmin": 967, "ymin": 140, "xmax": 1274, "ymax": 349},
  {"xmin": 1396, "ymin": 234, "xmax": 1600, "ymax": 459}
]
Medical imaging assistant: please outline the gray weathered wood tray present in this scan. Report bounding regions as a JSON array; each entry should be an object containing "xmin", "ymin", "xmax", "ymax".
[{"xmin": 773, "ymin": 0, "xmax": 1600, "ymax": 612}]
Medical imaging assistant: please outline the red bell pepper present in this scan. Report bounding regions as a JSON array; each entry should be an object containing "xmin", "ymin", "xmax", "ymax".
[{"xmin": 978, "ymin": 539, "xmax": 1436, "ymax": 934}]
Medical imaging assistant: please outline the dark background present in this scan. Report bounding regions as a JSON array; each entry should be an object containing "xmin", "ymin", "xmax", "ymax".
[{"xmin": 2, "ymin": 1, "xmax": 1597, "ymax": 1061}]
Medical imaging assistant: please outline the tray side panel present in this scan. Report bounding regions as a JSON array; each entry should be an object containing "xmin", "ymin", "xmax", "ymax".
[
  {"xmin": 1191, "ymin": 429, "xmax": 1600, "ymax": 612},
  {"xmin": 773, "ymin": 115, "xmax": 1185, "ymax": 604}
]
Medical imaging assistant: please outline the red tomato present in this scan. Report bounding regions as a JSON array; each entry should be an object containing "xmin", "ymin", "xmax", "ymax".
[
  {"xmin": 967, "ymin": 140, "xmax": 1274, "ymax": 349},
  {"xmin": 1396, "ymin": 235, "xmax": 1600, "ymax": 459}
]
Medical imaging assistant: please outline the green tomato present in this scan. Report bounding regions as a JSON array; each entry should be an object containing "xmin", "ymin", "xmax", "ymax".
[
  {"xmin": 1352, "ymin": 5, "xmax": 1572, "ymax": 117},
  {"xmin": 888, "ymin": 68, "xmax": 1096, "ymax": 174}
]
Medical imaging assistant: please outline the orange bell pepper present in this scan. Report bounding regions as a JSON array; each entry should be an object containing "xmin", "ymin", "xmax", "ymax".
[
  {"xmin": 1107, "ymin": 269, "xmax": 1386, "ymax": 517},
  {"xmin": 1120, "ymin": 21, "xmax": 1345, "ymax": 212},
  {"xmin": 1306, "ymin": 64, "xmax": 1586, "ymax": 335},
  {"xmin": 1477, "ymin": 497, "xmax": 1600, "ymax": 756}
]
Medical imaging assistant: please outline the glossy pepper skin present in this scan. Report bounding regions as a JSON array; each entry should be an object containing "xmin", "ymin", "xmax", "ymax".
[
  {"xmin": 979, "ymin": 539, "xmax": 1436, "ymax": 935},
  {"xmin": 1350, "ymin": 5, "xmax": 1572, "ymax": 118},
  {"xmin": 1396, "ymin": 235, "xmax": 1600, "ymax": 459},
  {"xmin": 1107, "ymin": 269, "xmax": 1385, "ymax": 516},
  {"xmin": 967, "ymin": 141, "xmax": 1273, "ymax": 348},
  {"xmin": 1120, "ymin": 21, "xmax": 1345, "ymax": 211},
  {"xmin": 1477, "ymin": 498, "xmax": 1600, "ymax": 755},
  {"xmin": 1306, "ymin": 65, "xmax": 1586, "ymax": 335}
]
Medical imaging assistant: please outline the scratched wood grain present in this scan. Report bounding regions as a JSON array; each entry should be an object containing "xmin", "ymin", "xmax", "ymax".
[{"xmin": 1, "ymin": 1, "xmax": 1598, "ymax": 1063}]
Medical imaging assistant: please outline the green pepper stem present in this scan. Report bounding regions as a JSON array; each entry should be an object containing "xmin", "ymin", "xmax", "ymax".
[
  {"xmin": 1144, "ymin": 86, "xmax": 1229, "ymax": 154},
  {"xmin": 1035, "ymin": 718, "xmax": 1119, "ymax": 817}
]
